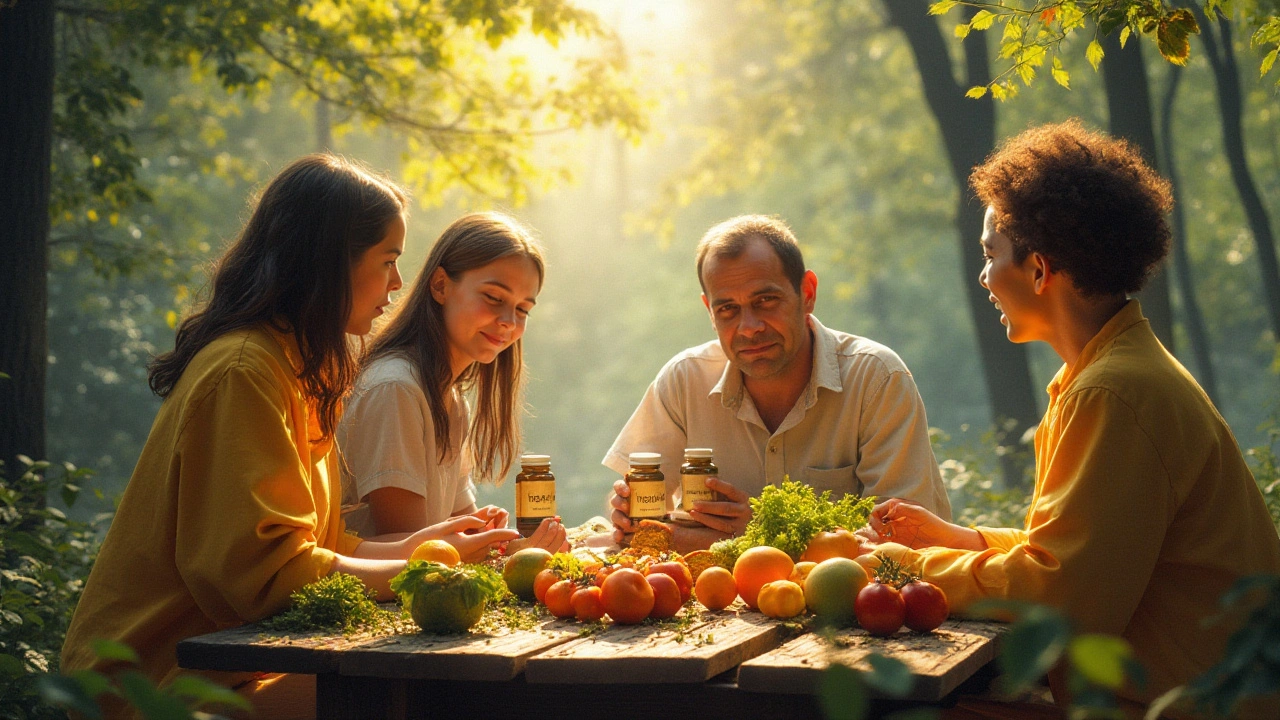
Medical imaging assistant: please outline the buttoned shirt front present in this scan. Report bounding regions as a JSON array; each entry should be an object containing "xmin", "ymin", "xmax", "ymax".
[{"xmin": 603, "ymin": 315, "xmax": 951, "ymax": 518}]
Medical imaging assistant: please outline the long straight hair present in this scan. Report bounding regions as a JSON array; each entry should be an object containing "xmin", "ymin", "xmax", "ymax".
[
  {"xmin": 149, "ymin": 154, "xmax": 409, "ymax": 441},
  {"xmin": 365, "ymin": 213, "xmax": 544, "ymax": 482}
]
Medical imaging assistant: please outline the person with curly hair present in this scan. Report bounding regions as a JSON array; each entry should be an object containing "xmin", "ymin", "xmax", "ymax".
[{"xmin": 862, "ymin": 121, "xmax": 1280, "ymax": 716}]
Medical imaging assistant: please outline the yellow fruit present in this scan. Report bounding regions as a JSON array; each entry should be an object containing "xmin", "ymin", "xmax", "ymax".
[
  {"xmin": 733, "ymin": 546, "xmax": 795, "ymax": 609},
  {"xmin": 799, "ymin": 528, "xmax": 862, "ymax": 563},
  {"xmin": 757, "ymin": 580, "xmax": 806, "ymax": 619},
  {"xmin": 410, "ymin": 539, "xmax": 461, "ymax": 567},
  {"xmin": 804, "ymin": 557, "xmax": 868, "ymax": 626},
  {"xmin": 503, "ymin": 548, "xmax": 553, "ymax": 602},
  {"xmin": 789, "ymin": 561, "xmax": 817, "ymax": 586}
]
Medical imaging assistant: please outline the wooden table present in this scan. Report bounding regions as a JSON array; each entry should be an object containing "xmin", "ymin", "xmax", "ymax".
[{"xmin": 178, "ymin": 606, "xmax": 1005, "ymax": 719}]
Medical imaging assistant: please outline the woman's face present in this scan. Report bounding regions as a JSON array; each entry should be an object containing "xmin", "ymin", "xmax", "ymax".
[
  {"xmin": 432, "ymin": 254, "xmax": 541, "ymax": 377},
  {"xmin": 978, "ymin": 206, "xmax": 1047, "ymax": 344},
  {"xmin": 347, "ymin": 214, "xmax": 407, "ymax": 336}
]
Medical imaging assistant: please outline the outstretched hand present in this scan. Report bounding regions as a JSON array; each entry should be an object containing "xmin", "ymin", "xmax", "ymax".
[{"xmin": 404, "ymin": 516, "xmax": 521, "ymax": 563}]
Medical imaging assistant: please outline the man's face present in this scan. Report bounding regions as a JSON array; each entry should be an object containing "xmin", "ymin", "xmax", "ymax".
[{"xmin": 700, "ymin": 236, "xmax": 816, "ymax": 380}]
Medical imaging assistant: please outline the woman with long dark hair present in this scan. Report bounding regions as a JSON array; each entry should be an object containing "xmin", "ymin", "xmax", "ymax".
[
  {"xmin": 61, "ymin": 156, "xmax": 518, "ymax": 718},
  {"xmin": 339, "ymin": 212, "xmax": 567, "ymax": 555}
]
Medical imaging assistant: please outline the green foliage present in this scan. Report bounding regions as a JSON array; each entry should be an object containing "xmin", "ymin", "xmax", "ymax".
[
  {"xmin": 38, "ymin": 638, "xmax": 250, "ymax": 720},
  {"xmin": 818, "ymin": 655, "xmax": 934, "ymax": 720},
  {"xmin": 1246, "ymin": 412, "xmax": 1280, "ymax": 533},
  {"xmin": 735, "ymin": 480, "xmax": 876, "ymax": 560},
  {"xmin": 261, "ymin": 572, "xmax": 393, "ymax": 635},
  {"xmin": 390, "ymin": 561, "xmax": 509, "ymax": 612},
  {"xmin": 929, "ymin": 1, "xmax": 1280, "ymax": 98},
  {"xmin": 0, "ymin": 458, "xmax": 106, "ymax": 719},
  {"xmin": 932, "ymin": 425, "xmax": 1034, "ymax": 530},
  {"xmin": 1181, "ymin": 575, "xmax": 1280, "ymax": 716}
]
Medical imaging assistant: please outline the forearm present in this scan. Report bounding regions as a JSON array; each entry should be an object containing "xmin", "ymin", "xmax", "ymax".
[
  {"xmin": 328, "ymin": 555, "xmax": 406, "ymax": 601},
  {"xmin": 350, "ymin": 537, "xmax": 410, "ymax": 560},
  {"xmin": 947, "ymin": 525, "xmax": 988, "ymax": 551}
]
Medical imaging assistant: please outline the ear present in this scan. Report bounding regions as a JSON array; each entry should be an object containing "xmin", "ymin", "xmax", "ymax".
[
  {"xmin": 800, "ymin": 270, "xmax": 818, "ymax": 313},
  {"xmin": 1029, "ymin": 252, "xmax": 1053, "ymax": 295},
  {"xmin": 701, "ymin": 293, "xmax": 713, "ymax": 321},
  {"xmin": 429, "ymin": 267, "xmax": 449, "ymax": 304}
]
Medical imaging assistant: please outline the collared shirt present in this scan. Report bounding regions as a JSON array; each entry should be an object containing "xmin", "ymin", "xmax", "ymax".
[
  {"xmin": 62, "ymin": 326, "xmax": 363, "ymax": 706},
  {"xmin": 338, "ymin": 355, "xmax": 477, "ymax": 536},
  {"xmin": 603, "ymin": 315, "xmax": 951, "ymax": 518},
  {"xmin": 876, "ymin": 301, "xmax": 1280, "ymax": 712}
]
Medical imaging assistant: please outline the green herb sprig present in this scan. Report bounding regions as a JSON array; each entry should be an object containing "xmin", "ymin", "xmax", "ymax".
[
  {"xmin": 262, "ymin": 573, "xmax": 395, "ymax": 635},
  {"xmin": 718, "ymin": 479, "xmax": 876, "ymax": 561},
  {"xmin": 389, "ymin": 560, "xmax": 508, "ymax": 610}
]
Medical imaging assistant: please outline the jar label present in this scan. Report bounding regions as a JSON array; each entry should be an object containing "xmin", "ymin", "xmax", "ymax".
[
  {"xmin": 681, "ymin": 473, "xmax": 717, "ymax": 511},
  {"xmin": 517, "ymin": 480, "xmax": 556, "ymax": 517},
  {"xmin": 628, "ymin": 480, "xmax": 667, "ymax": 518}
]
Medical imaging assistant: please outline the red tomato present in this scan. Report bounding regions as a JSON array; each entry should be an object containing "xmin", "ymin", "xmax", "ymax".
[
  {"xmin": 901, "ymin": 580, "xmax": 949, "ymax": 633},
  {"xmin": 600, "ymin": 568, "xmax": 654, "ymax": 624},
  {"xmin": 544, "ymin": 580, "xmax": 577, "ymax": 619},
  {"xmin": 646, "ymin": 561, "xmax": 693, "ymax": 604},
  {"xmin": 571, "ymin": 586, "xmax": 606, "ymax": 622},
  {"xmin": 855, "ymin": 582, "xmax": 905, "ymax": 637},
  {"xmin": 593, "ymin": 565, "xmax": 618, "ymax": 588},
  {"xmin": 646, "ymin": 573, "xmax": 682, "ymax": 620},
  {"xmin": 533, "ymin": 569, "xmax": 559, "ymax": 605}
]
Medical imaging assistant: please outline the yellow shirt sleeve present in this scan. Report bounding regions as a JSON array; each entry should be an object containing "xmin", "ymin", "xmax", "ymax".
[
  {"xmin": 883, "ymin": 387, "xmax": 1172, "ymax": 635},
  {"xmin": 172, "ymin": 364, "xmax": 339, "ymax": 624}
]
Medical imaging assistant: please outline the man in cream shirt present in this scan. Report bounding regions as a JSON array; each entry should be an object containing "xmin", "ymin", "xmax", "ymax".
[{"xmin": 605, "ymin": 215, "xmax": 951, "ymax": 551}]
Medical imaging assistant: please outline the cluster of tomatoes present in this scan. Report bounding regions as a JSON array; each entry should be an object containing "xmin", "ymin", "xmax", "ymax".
[
  {"xmin": 855, "ymin": 576, "xmax": 949, "ymax": 636},
  {"xmin": 531, "ymin": 555, "xmax": 697, "ymax": 624}
]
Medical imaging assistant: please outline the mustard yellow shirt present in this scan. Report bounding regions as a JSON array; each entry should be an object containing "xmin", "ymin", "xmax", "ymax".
[
  {"xmin": 879, "ymin": 301, "xmax": 1280, "ymax": 707},
  {"xmin": 61, "ymin": 326, "xmax": 363, "ymax": 695}
]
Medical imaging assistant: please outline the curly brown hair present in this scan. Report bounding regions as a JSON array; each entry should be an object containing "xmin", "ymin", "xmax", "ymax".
[{"xmin": 970, "ymin": 120, "xmax": 1173, "ymax": 296}]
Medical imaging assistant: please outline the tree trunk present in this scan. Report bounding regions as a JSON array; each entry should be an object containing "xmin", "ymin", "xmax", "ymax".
[
  {"xmin": 1194, "ymin": 9, "xmax": 1280, "ymax": 340},
  {"xmin": 0, "ymin": 0, "xmax": 55, "ymax": 475},
  {"xmin": 1100, "ymin": 31, "xmax": 1176, "ymax": 350},
  {"xmin": 1157, "ymin": 65, "xmax": 1219, "ymax": 402},
  {"xmin": 885, "ymin": 0, "xmax": 1039, "ymax": 487}
]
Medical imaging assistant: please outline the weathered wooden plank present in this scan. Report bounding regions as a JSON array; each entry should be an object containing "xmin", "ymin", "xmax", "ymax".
[
  {"xmin": 736, "ymin": 620, "xmax": 1005, "ymax": 701},
  {"xmin": 523, "ymin": 609, "xmax": 787, "ymax": 684},
  {"xmin": 338, "ymin": 619, "xmax": 581, "ymax": 681},
  {"xmin": 176, "ymin": 624, "xmax": 379, "ymax": 675}
]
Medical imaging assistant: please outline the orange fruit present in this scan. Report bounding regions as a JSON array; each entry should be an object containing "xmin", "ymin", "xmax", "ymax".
[
  {"xmin": 544, "ymin": 579, "xmax": 577, "ymax": 619},
  {"xmin": 647, "ymin": 573, "xmax": 682, "ymax": 620},
  {"xmin": 571, "ymin": 586, "xmax": 606, "ymax": 622},
  {"xmin": 789, "ymin": 561, "xmax": 817, "ymax": 586},
  {"xmin": 533, "ymin": 568, "xmax": 559, "ymax": 605},
  {"xmin": 733, "ymin": 546, "xmax": 794, "ymax": 609},
  {"xmin": 694, "ymin": 567, "xmax": 737, "ymax": 611},
  {"xmin": 757, "ymin": 580, "xmax": 806, "ymax": 619},
  {"xmin": 804, "ymin": 557, "xmax": 868, "ymax": 626},
  {"xmin": 503, "ymin": 548, "xmax": 553, "ymax": 602},
  {"xmin": 410, "ymin": 539, "xmax": 461, "ymax": 567},
  {"xmin": 600, "ymin": 568, "xmax": 655, "ymax": 624},
  {"xmin": 799, "ymin": 529, "xmax": 862, "ymax": 563}
]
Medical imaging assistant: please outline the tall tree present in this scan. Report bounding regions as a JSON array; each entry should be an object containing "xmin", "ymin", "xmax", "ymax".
[
  {"xmin": 1158, "ymin": 65, "xmax": 1220, "ymax": 401},
  {"xmin": 1100, "ymin": 30, "xmax": 1176, "ymax": 348},
  {"xmin": 1193, "ymin": 7, "xmax": 1280, "ymax": 340},
  {"xmin": 886, "ymin": 0, "xmax": 1039, "ymax": 483},
  {"xmin": 0, "ymin": 0, "xmax": 644, "ymax": 467},
  {"xmin": 0, "ymin": 0, "xmax": 55, "ymax": 473}
]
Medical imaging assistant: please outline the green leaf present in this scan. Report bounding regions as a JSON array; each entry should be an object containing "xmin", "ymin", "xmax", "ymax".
[
  {"xmin": 819, "ymin": 663, "xmax": 869, "ymax": 720},
  {"xmin": 864, "ymin": 653, "xmax": 914, "ymax": 697},
  {"xmin": 117, "ymin": 670, "xmax": 193, "ymax": 720},
  {"xmin": 69, "ymin": 669, "xmax": 114, "ymax": 699},
  {"xmin": 1086, "ymin": 40, "xmax": 1105, "ymax": 70},
  {"xmin": 1157, "ymin": 19, "xmax": 1192, "ymax": 66},
  {"xmin": 970, "ymin": 10, "xmax": 996, "ymax": 31},
  {"xmin": 928, "ymin": 0, "xmax": 959, "ymax": 16},
  {"xmin": 90, "ymin": 639, "xmax": 140, "ymax": 664},
  {"xmin": 1120, "ymin": 26, "xmax": 1132, "ymax": 48},
  {"xmin": 998, "ymin": 612, "xmax": 1071, "ymax": 692},
  {"xmin": 955, "ymin": 24, "xmax": 972, "ymax": 39},
  {"xmin": 166, "ymin": 675, "xmax": 252, "ymax": 711},
  {"xmin": 1261, "ymin": 48, "xmax": 1278, "ymax": 78},
  {"xmin": 1069, "ymin": 634, "xmax": 1132, "ymax": 689},
  {"xmin": 37, "ymin": 674, "xmax": 104, "ymax": 719},
  {"xmin": 1051, "ymin": 57, "xmax": 1071, "ymax": 88},
  {"xmin": 0, "ymin": 653, "xmax": 25, "ymax": 678}
]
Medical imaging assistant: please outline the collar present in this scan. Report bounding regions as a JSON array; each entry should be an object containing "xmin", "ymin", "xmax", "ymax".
[
  {"xmin": 709, "ymin": 315, "xmax": 843, "ymax": 409},
  {"xmin": 1046, "ymin": 299, "xmax": 1147, "ymax": 399}
]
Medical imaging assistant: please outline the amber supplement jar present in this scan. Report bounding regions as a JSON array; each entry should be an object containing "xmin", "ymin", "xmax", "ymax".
[
  {"xmin": 679, "ymin": 448, "xmax": 723, "ymax": 514},
  {"xmin": 515, "ymin": 454, "xmax": 556, "ymax": 538},
  {"xmin": 625, "ymin": 452, "xmax": 667, "ymax": 521}
]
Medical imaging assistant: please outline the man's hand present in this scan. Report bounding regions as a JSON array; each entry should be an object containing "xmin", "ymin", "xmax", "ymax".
[
  {"xmin": 608, "ymin": 479, "xmax": 634, "ymax": 544},
  {"xmin": 689, "ymin": 477, "xmax": 751, "ymax": 537}
]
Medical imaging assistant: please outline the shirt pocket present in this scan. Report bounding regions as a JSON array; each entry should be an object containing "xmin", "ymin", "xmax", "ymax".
[{"xmin": 802, "ymin": 465, "xmax": 863, "ymax": 500}]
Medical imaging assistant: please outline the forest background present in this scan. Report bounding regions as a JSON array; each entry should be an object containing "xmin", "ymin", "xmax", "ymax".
[{"xmin": 3, "ymin": 0, "xmax": 1279, "ymax": 528}]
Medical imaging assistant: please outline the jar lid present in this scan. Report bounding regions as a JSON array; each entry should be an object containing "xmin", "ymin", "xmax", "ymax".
[
  {"xmin": 520, "ymin": 453, "xmax": 551, "ymax": 465},
  {"xmin": 683, "ymin": 448, "xmax": 713, "ymax": 458},
  {"xmin": 628, "ymin": 451, "xmax": 662, "ymax": 466}
]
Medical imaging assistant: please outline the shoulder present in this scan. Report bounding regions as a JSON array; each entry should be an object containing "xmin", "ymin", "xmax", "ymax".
[
  {"xmin": 178, "ymin": 327, "xmax": 296, "ymax": 398},
  {"xmin": 819, "ymin": 323, "xmax": 912, "ymax": 379},
  {"xmin": 356, "ymin": 355, "xmax": 422, "ymax": 393},
  {"xmin": 1069, "ymin": 325, "xmax": 1202, "ymax": 412},
  {"xmin": 651, "ymin": 339, "xmax": 727, "ymax": 389}
]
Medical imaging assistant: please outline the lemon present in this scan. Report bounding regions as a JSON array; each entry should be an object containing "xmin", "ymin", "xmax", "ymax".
[{"xmin": 410, "ymin": 539, "xmax": 461, "ymax": 567}]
